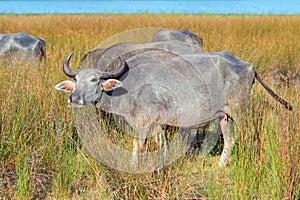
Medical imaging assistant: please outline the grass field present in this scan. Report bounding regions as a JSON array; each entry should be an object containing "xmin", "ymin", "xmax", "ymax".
[{"xmin": 0, "ymin": 14, "xmax": 299, "ymax": 199}]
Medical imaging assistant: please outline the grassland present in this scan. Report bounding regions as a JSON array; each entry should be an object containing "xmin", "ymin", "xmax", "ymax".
[{"xmin": 0, "ymin": 14, "xmax": 299, "ymax": 199}]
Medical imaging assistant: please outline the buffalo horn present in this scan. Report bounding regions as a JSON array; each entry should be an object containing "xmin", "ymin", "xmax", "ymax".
[
  {"xmin": 63, "ymin": 51, "xmax": 77, "ymax": 78},
  {"xmin": 101, "ymin": 57, "xmax": 126, "ymax": 78}
]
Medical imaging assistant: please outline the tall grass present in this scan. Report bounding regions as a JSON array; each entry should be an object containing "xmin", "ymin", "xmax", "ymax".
[{"xmin": 0, "ymin": 14, "xmax": 299, "ymax": 199}]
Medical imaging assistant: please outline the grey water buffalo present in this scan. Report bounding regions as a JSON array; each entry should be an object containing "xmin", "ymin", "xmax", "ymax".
[
  {"xmin": 79, "ymin": 41, "xmax": 204, "ymax": 160},
  {"xmin": 79, "ymin": 37, "xmax": 205, "ymax": 157},
  {"xmin": 0, "ymin": 32, "xmax": 46, "ymax": 64},
  {"xmin": 55, "ymin": 48, "xmax": 292, "ymax": 167},
  {"xmin": 152, "ymin": 28, "xmax": 203, "ymax": 48}
]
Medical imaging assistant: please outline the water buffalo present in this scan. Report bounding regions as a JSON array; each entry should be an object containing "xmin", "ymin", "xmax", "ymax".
[
  {"xmin": 79, "ymin": 42, "xmax": 204, "ymax": 161},
  {"xmin": 80, "ymin": 41, "xmax": 293, "ymax": 159},
  {"xmin": 0, "ymin": 32, "xmax": 46, "ymax": 64},
  {"xmin": 152, "ymin": 28, "xmax": 203, "ymax": 47},
  {"xmin": 55, "ymin": 49, "xmax": 292, "ymax": 167}
]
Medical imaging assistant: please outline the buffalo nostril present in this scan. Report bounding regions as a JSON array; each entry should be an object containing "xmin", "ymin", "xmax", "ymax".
[{"xmin": 70, "ymin": 93, "xmax": 81, "ymax": 104}]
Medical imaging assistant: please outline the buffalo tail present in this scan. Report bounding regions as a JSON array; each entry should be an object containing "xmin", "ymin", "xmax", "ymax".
[{"xmin": 255, "ymin": 70, "xmax": 293, "ymax": 111}]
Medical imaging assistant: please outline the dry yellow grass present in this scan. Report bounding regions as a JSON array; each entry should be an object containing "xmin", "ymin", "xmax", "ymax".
[{"xmin": 1, "ymin": 15, "xmax": 299, "ymax": 71}]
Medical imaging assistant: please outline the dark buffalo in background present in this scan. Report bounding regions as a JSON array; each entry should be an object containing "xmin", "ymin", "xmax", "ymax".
[{"xmin": 0, "ymin": 32, "xmax": 46, "ymax": 65}]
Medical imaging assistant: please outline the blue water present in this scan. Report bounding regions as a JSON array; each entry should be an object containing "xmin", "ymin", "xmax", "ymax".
[{"xmin": 0, "ymin": 0, "xmax": 299, "ymax": 15}]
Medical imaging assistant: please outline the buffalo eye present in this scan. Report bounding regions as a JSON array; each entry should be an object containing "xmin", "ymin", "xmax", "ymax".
[{"xmin": 90, "ymin": 78, "xmax": 98, "ymax": 82}]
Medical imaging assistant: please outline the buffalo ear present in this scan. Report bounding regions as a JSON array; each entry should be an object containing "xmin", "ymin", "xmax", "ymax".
[
  {"xmin": 101, "ymin": 79, "xmax": 123, "ymax": 92},
  {"xmin": 55, "ymin": 80, "xmax": 75, "ymax": 93}
]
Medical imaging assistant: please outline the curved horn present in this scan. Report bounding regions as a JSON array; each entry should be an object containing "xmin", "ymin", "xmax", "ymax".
[
  {"xmin": 101, "ymin": 57, "xmax": 126, "ymax": 79},
  {"xmin": 63, "ymin": 51, "xmax": 77, "ymax": 78}
]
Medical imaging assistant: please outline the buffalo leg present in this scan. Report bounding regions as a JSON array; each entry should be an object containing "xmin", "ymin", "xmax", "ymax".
[
  {"xmin": 132, "ymin": 125, "xmax": 167, "ymax": 169},
  {"xmin": 218, "ymin": 113, "xmax": 234, "ymax": 167},
  {"xmin": 132, "ymin": 137, "xmax": 145, "ymax": 165},
  {"xmin": 198, "ymin": 119, "xmax": 221, "ymax": 158},
  {"xmin": 175, "ymin": 128, "xmax": 198, "ymax": 156},
  {"xmin": 152, "ymin": 125, "xmax": 168, "ymax": 163}
]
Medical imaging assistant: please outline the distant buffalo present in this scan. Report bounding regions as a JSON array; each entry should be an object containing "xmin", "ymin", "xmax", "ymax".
[
  {"xmin": 81, "ymin": 28, "xmax": 204, "ymax": 69},
  {"xmin": 152, "ymin": 28, "xmax": 203, "ymax": 48},
  {"xmin": 0, "ymin": 32, "xmax": 46, "ymax": 65}
]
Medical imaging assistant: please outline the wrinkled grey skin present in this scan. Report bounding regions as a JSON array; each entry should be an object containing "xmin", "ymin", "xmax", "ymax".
[
  {"xmin": 100, "ymin": 50, "xmax": 227, "ymax": 127},
  {"xmin": 0, "ymin": 32, "xmax": 46, "ymax": 65},
  {"xmin": 80, "ymin": 40, "xmax": 203, "ymax": 69},
  {"xmin": 152, "ymin": 28, "xmax": 203, "ymax": 47},
  {"xmin": 81, "ymin": 45, "xmax": 253, "ymax": 126},
  {"xmin": 56, "ymin": 48, "xmax": 292, "ymax": 166}
]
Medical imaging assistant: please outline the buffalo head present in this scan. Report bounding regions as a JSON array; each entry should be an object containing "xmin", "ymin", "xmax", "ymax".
[{"xmin": 55, "ymin": 51, "xmax": 125, "ymax": 107}]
